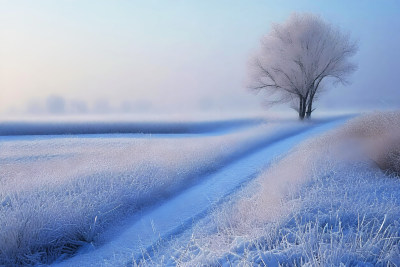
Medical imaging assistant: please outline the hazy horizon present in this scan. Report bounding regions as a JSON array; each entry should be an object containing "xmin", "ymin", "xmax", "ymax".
[{"xmin": 1, "ymin": 1, "xmax": 399, "ymax": 117}]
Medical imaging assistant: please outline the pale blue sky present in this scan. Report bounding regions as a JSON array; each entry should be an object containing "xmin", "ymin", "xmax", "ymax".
[{"xmin": 1, "ymin": 1, "xmax": 399, "ymax": 115}]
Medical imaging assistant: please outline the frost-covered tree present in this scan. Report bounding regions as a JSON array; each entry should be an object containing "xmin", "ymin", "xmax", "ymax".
[{"xmin": 249, "ymin": 13, "xmax": 358, "ymax": 119}]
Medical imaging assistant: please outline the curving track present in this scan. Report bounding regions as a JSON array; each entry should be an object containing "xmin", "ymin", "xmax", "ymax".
[{"xmin": 53, "ymin": 117, "xmax": 350, "ymax": 267}]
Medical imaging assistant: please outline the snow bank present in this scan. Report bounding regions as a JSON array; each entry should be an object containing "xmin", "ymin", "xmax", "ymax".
[
  {"xmin": 0, "ymin": 119, "xmax": 310, "ymax": 266},
  {"xmin": 159, "ymin": 111, "xmax": 400, "ymax": 266}
]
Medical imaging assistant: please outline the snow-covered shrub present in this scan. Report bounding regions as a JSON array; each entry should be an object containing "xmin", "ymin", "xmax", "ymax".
[{"xmin": 340, "ymin": 111, "xmax": 400, "ymax": 176}]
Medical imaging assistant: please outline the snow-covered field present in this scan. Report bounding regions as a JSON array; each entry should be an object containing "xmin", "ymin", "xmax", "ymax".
[
  {"xmin": 1, "ymin": 112, "xmax": 399, "ymax": 266},
  {"xmin": 0, "ymin": 116, "xmax": 320, "ymax": 266},
  {"xmin": 143, "ymin": 112, "xmax": 400, "ymax": 266}
]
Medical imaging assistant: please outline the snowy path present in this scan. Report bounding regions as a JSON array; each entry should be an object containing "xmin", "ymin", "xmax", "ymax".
[{"xmin": 54, "ymin": 118, "xmax": 350, "ymax": 267}]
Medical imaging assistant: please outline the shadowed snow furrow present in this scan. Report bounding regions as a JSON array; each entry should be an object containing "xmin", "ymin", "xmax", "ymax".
[
  {"xmin": 54, "ymin": 118, "xmax": 350, "ymax": 267},
  {"xmin": 0, "ymin": 118, "xmax": 263, "ymax": 136}
]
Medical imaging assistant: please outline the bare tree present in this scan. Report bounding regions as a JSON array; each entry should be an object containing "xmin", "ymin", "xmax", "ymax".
[{"xmin": 249, "ymin": 13, "xmax": 358, "ymax": 119}]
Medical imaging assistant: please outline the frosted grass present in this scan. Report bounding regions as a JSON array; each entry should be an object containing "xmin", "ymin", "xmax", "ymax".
[
  {"xmin": 0, "ymin": 120, "xmax": 307, "ymax": 265},
  {"xmin": 149, "ymin": 111, "xmax": 400, "ymax": 266}
]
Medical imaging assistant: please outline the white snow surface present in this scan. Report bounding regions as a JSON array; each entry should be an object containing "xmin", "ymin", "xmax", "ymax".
[
  {"xmin": 51, "ymin": 117, "xmax": 350, "ymax": 266},
  {"xmin": 149, "ymin": 111, "xmax": 400, "ymax": 266},
  {"xmin": 1, "ymin": 116, "xmax": 333, "ymax": 266}
]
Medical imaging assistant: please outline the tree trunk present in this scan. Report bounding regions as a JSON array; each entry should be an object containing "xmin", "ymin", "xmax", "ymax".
[
  {"xmin": 306, "ymin": 102, "xmax": 312, "ymax": 118},
  {"xmin": 299, "ymin": 98, "xmax": 303, "ymax": 120},
  {"xmin": 298, "ymin": 96, "xmax": 306, "ymax": 120},
  {"xmin": 306, "ymin": 94, "xmax": 314, "ymax": 119}
]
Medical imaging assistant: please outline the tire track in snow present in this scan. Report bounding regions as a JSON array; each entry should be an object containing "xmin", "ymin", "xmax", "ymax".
[{"xmin": 54, "ymin": 117, "xmax": 351, "ymax": 267}]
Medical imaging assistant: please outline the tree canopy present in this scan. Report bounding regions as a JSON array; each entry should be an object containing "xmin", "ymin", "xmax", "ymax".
[{"xmin": 249, "ymin": 13, "xmax": 358, "ymax": 119}]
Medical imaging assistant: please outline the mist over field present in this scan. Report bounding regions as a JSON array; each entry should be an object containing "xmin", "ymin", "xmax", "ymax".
[
  {"xmin": 1, "ymin": 1, "xmax": 400, "ymax": 266},
  {"xmin": 1, "ymin": 1, "xmax": 400, "ymax": 118}
]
